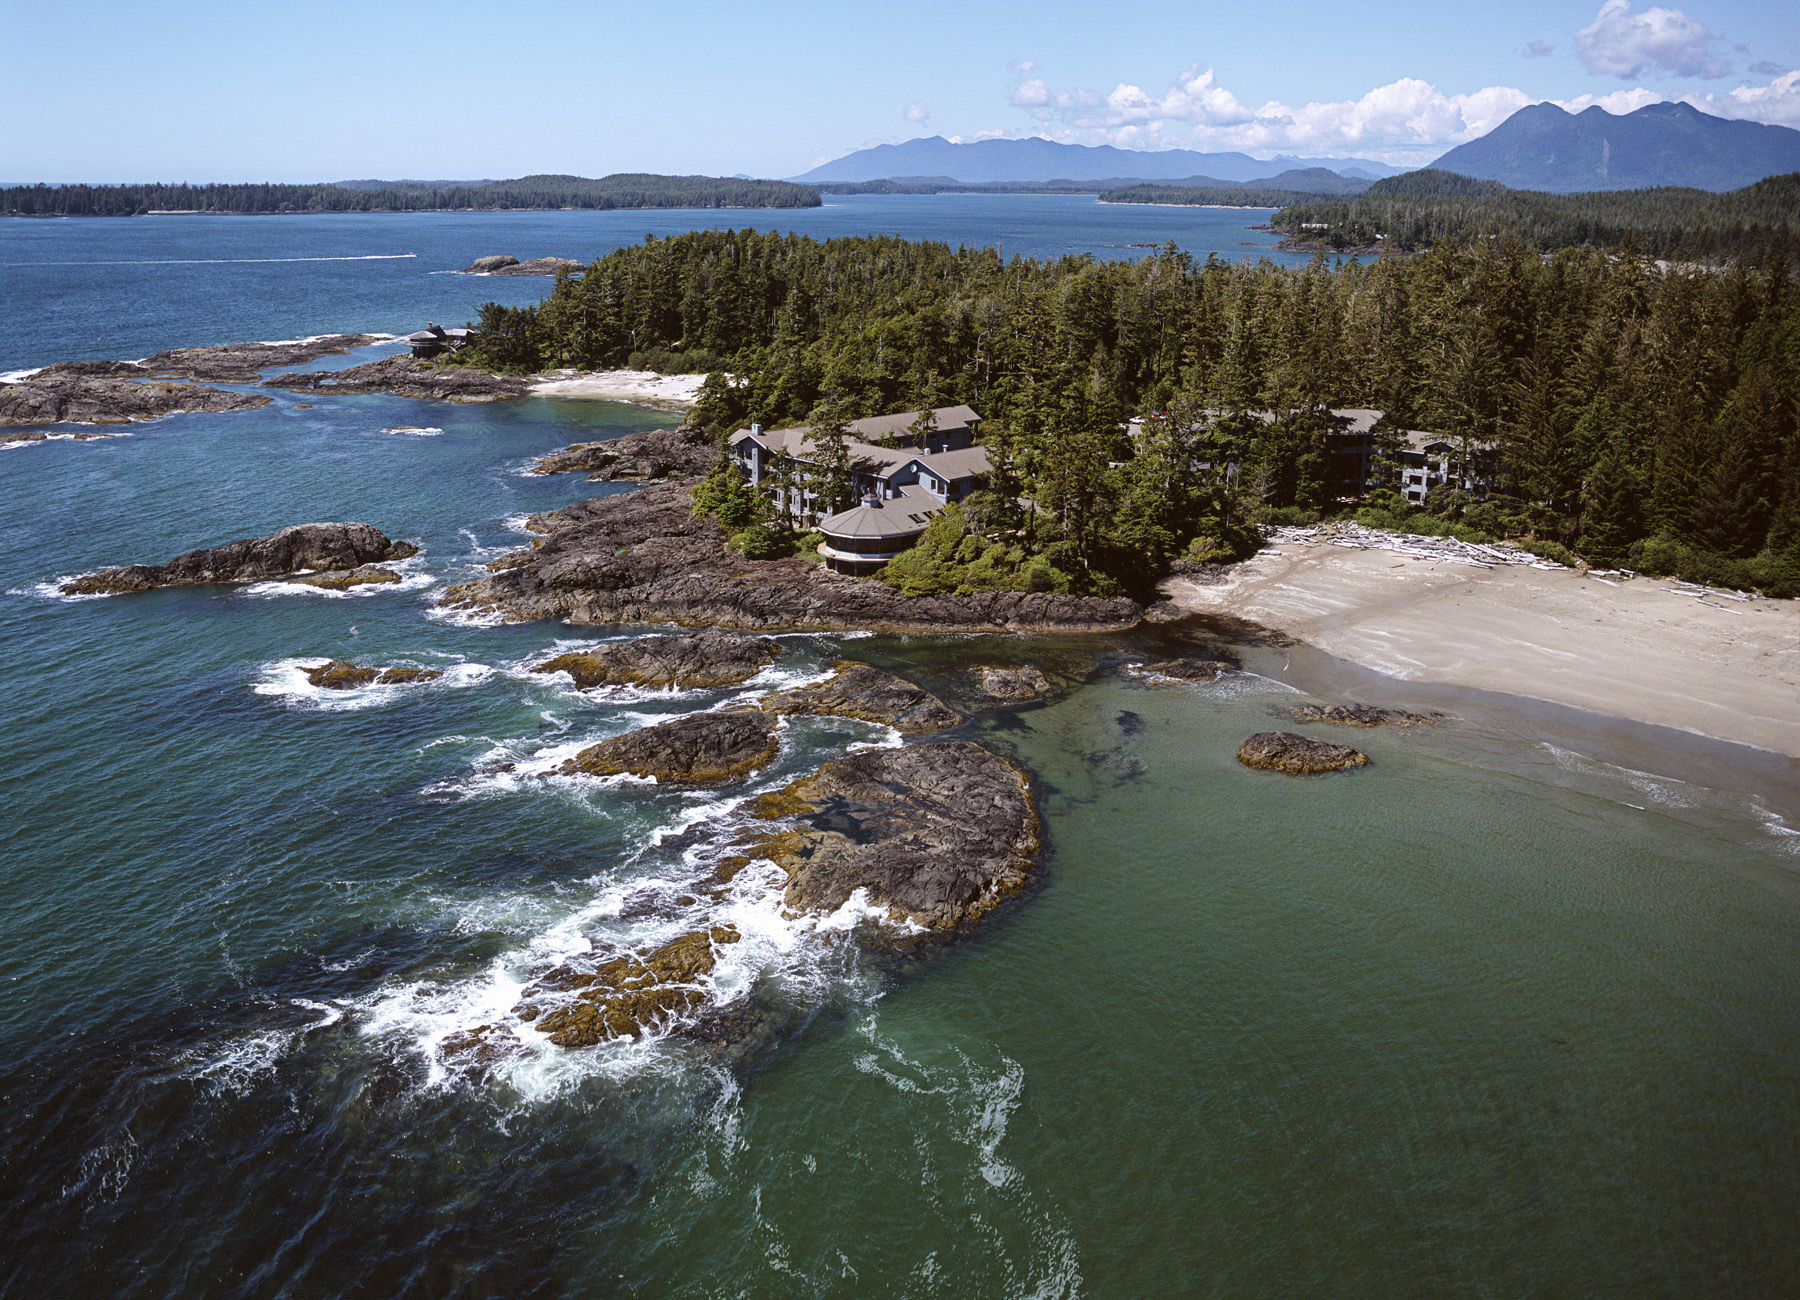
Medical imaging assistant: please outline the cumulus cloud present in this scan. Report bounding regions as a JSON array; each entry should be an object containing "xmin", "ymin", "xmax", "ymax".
[
  {"xmin": 997, "ymin": 63, "xmax": 1800, "ymax": 164},
  {"xmin": 1010, "ymin": 60, "xmax": 1037, "ymax": 76},
  {"xmin": 904, "ymin": 102, "xmax": 930, "ymax": 123},
  {"xmin": 1574, "ymin": 1, "xmax": 1727, "ymax": 79},
  {"xmin": 1525, "ymin": 41, "xmax": 1555, "ymax": 58}
]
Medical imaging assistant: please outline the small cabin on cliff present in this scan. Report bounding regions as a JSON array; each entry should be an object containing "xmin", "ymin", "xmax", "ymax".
[
  {"xmin": 727, "ymin": 406, "xmax": 991, "ymax": 574},
  {"xmin": 403, "ymin": 324, "xmax": 474, "ymax": 359}
]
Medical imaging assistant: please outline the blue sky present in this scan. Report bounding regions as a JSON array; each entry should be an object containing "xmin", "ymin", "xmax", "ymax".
[{"xmin": 3, "ymin": 0, "xmax": 1795, "ymax": 181}]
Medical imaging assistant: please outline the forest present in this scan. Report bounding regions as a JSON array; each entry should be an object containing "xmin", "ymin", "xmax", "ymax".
[
  {"xmin": 1269, "ymin": 170, "xmax": 1800, "ymax": 266},
  {"xmin": 458, "ymin": 228, "xmax": 1800, "ymax": 598},
  {"xmin": 0, "ymin": 174, "xmax": 821, "ymax": 217}
]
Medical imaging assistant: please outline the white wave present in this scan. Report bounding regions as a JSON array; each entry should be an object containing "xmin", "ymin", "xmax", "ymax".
[
  {"xmin": 13, "ymin": 577, "xmax": 114, "ymax": 602},
  {"xmin": 1750, "ymin": 803, "xmax": 1800, "ymax": 856},
  {"xmin": 378, "ymin": 425, "xmax": 444, "ymax": 437},
  {"xmin": 424, "ymin": 601, "xmax": 520, "ymax": 628},
  {"xmin": 2, "ymin": 429, "xmax": 129, "ymax": 451},
  {"xmin": 252, "ymin": 656, "xmax": 493, "ymax": 710},
  {"xmin": 242, "ymin": 555, "xmax": 436, "ymax": 601},
  {"xmin": 259, "ymin": 332, "xmax": 398, "ymax": 346},
  {"xmin": 1, "ymin": 366, "xmax": 44, "ymax": 382},
  {"xmin": 1537, "ymin": 742, "xmax": 1696, "ymax": 809},
  {"xmin": 501, "ymin": 513, "xmax": 535, "ymax": 535}
]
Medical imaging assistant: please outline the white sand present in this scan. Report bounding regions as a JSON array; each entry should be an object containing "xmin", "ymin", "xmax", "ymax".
[
  {"xmin": 1166, "ymin": 543, "xmax": 1800, "ymax": 758},
  {"xmin": 528, "ymin": 370, "xmax": 710, "ymax": 408}
]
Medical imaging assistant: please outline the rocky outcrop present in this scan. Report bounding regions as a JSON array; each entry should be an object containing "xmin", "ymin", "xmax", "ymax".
[
  {"xmin": 139, "ymin": 335, "xmax": 378, "ymax": 382},
  {"xmin": 0, "ymin": 375, "xmax": 271, "ymax": 427},
  {"xmin": 556, "ymin": 711, "xmax": 782, "ymax": 785},
  {"xmin": 289, "ymin": 565, "xmax": 404, "ymax": 590},
  {"xmin": 441, "ymin": 479, "xmax": 1143, "ymax": 634},
  {"xmin": 517, "ymin": 926, "xmax": 741, "ymax": 1048},
  {"xmin": 266, "ymin": 356, "xmax": 529, "ymax": 402},
  {"xmin": 533, "ymin": 628, "xmax": 782, "ymax": 690},
  {"xmin": 529, "ymin": 423, "xmax": 714, "ymax": 481},
  {"xmin": 973, "ymin": 665, "xmax": 1059, "ymax": 701},
  {"xmin": 1272, "ymin": 703, "xmax": 1440, "ymax": 727},
  {"xmin": 462, "ymin": 255, "xmax": 585, "ymax": 276},
  {"xmin": 60, "ymin": 523, "xmax": 418, "ymax": 595},
  {"xmin": 756, "ymin": 661, "xmax": 960, "ymax": 734},
  {"xmin": 726, "ymin": 741, "xmax": 1039, "ymax": 932},
  {"xmin": 305, "ymin": 660, "xmax": 443, "ymax": 690},
  {"xmin": 1236, "ymin": 731, "xmax": 1370, "ymax": 774},
  {"xmin": 1125, "ymin": 657, "xmax": 1236, "ymax": 683}
]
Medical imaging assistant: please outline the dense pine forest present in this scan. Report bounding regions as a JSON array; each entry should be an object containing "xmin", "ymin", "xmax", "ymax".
[
  {"xmin": 459, "ymin": 229, "xmax": 1800, "ymax": 597},
  {"xmin": 0, "ymin": 174, "xmax": 821, "ymax": 217},
  {"xmin": 1269, "ymin": 170, "xmax": 1800, "ymax": 265}
]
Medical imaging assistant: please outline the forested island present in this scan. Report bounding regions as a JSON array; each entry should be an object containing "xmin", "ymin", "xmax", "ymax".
[
  {"xmin": 456, "ymin": 229, "xmax": 1797, "ymax": 599},
  {"xmin": 0, "ymin": 174, "xmax": 821, "ymax": 217},
  {"xmin": 1266, "ymin": 170, "xmax": 1800, "ymax": 265}
]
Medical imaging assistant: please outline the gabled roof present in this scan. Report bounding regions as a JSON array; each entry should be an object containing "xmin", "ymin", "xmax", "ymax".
[
  {"xmin": 907, "ymin": 445, "xmax": 992, "ymax": 481},
  {"xmin": 730, "ymin": 411, "xmax": 993, "ymax": 485},
  {"xmin": 843, "ymin": 404, "xmax": 980, "ymax": 443}
]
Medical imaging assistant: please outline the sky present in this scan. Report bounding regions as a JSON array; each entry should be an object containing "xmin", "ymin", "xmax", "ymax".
[{"xmin": 3, "ymin": 0, "xmax": 1796, "ymax": 182}]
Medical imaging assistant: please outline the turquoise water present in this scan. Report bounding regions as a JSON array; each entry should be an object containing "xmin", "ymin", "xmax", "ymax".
[{"xmin": 2, "ymin": 206, "xmax": 1797, "ymax": 1297}]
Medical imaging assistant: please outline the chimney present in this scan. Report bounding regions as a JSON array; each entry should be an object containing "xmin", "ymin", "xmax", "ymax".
[
  {"xmin": 862, "ymin": 491, "xmax": 880, "ymax": 508},
  {"xmin": 751, "ymin": 422, "xmax": 763, "ymax": 436}
]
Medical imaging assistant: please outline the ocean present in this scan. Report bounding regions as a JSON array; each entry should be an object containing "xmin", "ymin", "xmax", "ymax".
[{"xmin": 2, "ymin": 200, "xmax": 1796, "ymax": 1298}]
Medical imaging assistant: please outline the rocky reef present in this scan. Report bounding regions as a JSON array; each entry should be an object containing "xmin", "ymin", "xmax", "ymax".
[
  {"xmin": 972, "ymin": 665, "xmax": 1060, "ymax": 701},
  {"xmin": 515, "ymin": 926, "xmax": 741, "ymax": 1049},
  {"xmin": 1236, "ymin": 730, "xmax": 1370, "ymax": 774},
  {"xmin": 289, "ymin": 565, "xmax": 405, "ymax": 590},
  {"xmin": 136, "ymin": 335, "xmax": 378, "ymax": 383},
  {"xmin": 0, "ymin": 374, "xmax": 270, "ymax": 427},
  {"xmin": 61, "ymin": 523, "xmax": 418, "ymax": 595},
  {"xmin": 529, "ymin": 423, "xmax": 716, "ymax": 482},
  {"xmin": 1272, "ymin": 703, "xmax": 1441, "ymax": 727},
  {"xmin": 266, "ymin": 356, "xmax": 529, "ymax": 402},
  {"xmin": 305, "ymin": 660, "xmax": 443, "ymax": 690},
  {"xmin": 756, "ymin": 661, "xmax": 960, "ymax": 734},
  {"xmin": 462, "ymin": 255, "xmax": 585, "ymax": 276},
  {"xmin": 442, "ymin": 479, "xmax": 1143, "ymax": 634},
  {"xmin": 1125, "ymin": 656, "xmax": 1237, "ymax": 683},
  {"xmin": 533, "ymin": 628, "xmax": 782, "ymax": 690},
  {"xmin": 555, "ymin": 711, "xmax": 782, "ymax": 785}
]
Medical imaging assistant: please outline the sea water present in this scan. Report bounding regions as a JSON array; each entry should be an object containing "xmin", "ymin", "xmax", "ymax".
[{"xmin": 1, "ymin": 206, "xmax": 1796, "ymax": 1297}]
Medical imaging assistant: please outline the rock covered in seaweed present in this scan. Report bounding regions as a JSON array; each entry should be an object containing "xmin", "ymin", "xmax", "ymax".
[
  {"xmin": 533, "ymin": 629, "xmax": 782, "ymax": 691},
  {"xmin": 1125, "ymin": 657, "xmax": 1236, "ymax": 683},
  {"xmin": 973, "ymin": 665, "xmax": 1059, "ymax": 701},
  {"xmin": 756, "ymin": 661, "xmax": 960, "ymax": 734},
  {"xmin": 61, "ymin": 523, "xmax": 418, "ymax": 595},
  {"xmin": 516, "ymin": 926, "xmax": 742, "ymax": 1048},
  {"xmin": 555, "ymin": 711, "xmax": 781, "ymax": 785},
  {"xmin": 1236, "ymin": 731, "xmax": 1370, "ymax": 774},
  {"xmin": 0, "ymin": 374, "xmax": 271, "ymax": 427},
  {"xmin": 304, "ymin": 660, "xmax": 443, "ymax": 690},
  {"xmin": 441, "ymin": 479, "xmax": 1142, "ymax": 634},
  {"xmin": 1272, "ymin": 703, "xmax": 1440, "ymax": 728}
]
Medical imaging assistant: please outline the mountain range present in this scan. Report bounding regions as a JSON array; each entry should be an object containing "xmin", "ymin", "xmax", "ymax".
[
  {"xmin": 790, "ymin": 137, "xmax": 1401, "ymax": 185},
  {"xmin": 1426, "ymin": 101, "xmax": 1800, "ymax": 192}
]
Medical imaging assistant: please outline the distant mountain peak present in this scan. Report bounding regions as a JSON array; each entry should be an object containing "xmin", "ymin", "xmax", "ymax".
[{"xmin": 1429, "ymin": 101, "xmax": 1800, "ymax": 192}]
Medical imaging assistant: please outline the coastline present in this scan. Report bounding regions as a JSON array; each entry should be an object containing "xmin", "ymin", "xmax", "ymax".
[
  {"xmin": 529, "ymin": 369, "xmax": 708, "ymax": 409},
  {"xmin": 1165, "ymin": 541, "xmax": 1800, "ymax": 759}
]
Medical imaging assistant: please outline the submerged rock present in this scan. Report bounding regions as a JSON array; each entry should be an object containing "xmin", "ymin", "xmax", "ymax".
[
  {"xmin": 529, "ymin": 424, "xmax": 715, "ymax": 481},
  {"xmin": 973, "ymin": 665, "xmax": 1058, "ymax": 701},
  {"xmin": 61, "ymin": 523, "xmax": 418, "ymax": 595},
  {"xmin": 1236, "ymin": 730, "xmax": 1370, "ymax": 774},
  {"xmin": 556, "ymin": 711, "xmax": 781, "ymax": 785},
  {"xmin": 439, "ymin": 479, "xmax": 1143, "ymax": 634},
  {"xmin": 1125, "ymin": 657, "xmax": 1236, "ymax": 683},
  {"xmin": 0, "ymin": 374, "xmax": 271, "ymax": 427},
  {"xmin": 266, "ymin": 355, "xmax": 529, "ymax": 402},
  {"xmin": 289, "ymin": 564, "xmax": 404, "ymax": 590},
  {"xmin": 533, "ymin": 629, "xmax": 782, "ymax": 690},
  {"xmin": 756, "ymin": 661, "xmax": 961, "ymax": 734},
  {"xmin": 304, "ymin": 660, "xmax": 443, "ymax": 690},
  {"xmin": 727, "ymin": 741, "xmax": 1040, "ymax": 932},
  {"xmin": 1272, "ymin": 703, "xmax": 1440, "ymax": 728},
  {"xmin": 517, "ymin": 926, "xmax": 742, "ymax": 1047}
]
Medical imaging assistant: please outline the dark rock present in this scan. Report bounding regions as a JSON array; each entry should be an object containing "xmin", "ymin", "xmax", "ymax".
[
  {"xmin": 533, "ymin": 629, "xmax": 782, "ymax": 690},
  {"xmin": 728, "ymin": 741, "xmax": 1039, "ymax": 932},
  {"xmin": 556, "ymin": 711, "xmax": 781, "ymax": 785},
  {"xmin": 266, "ymin": 355, "xmax": 529, "ymax": 402},
  {"xmin": 438, "ymin": 1023, "xmax": 527, "ymax": 1072},
  {"xmin": 757, "ymin": 660, "xmax": 960, "ymax": 734},
  {"xmin": 304, "ymin": 660, "xmax": 444, "ymax": 690},
  {"xmin": 29, "ymin": 359, "xmax": 150, "ymax": 378},
  {"xmin": 1236, "ymin": 730, "xmax": 1370, "ymax": 774},
  {"xmin": 529, "ymin": 423, "xmax": 715, "ymax": 481},
  {"xmin": 289, "ymin": 564, "xmax": 404, "ymax": 590},
  {"xmin": 0, "ymin": 375, "xmax": 271, "ymax": 427},
  {"xmin": 1272, "ymin": 703, "xmax": 1441, "ymax": 727},
  {"xmin": 973, "ymin": 665, "xmax": 1058, "ymax": 701},
  {"xmin": 518, "ymin": 926, "xmax": 741, "ymax": 1047},
  {"xmin": 61, "ymin": 522, "xmax": 419, "ymax": 595},
  {"xmin": 0, "ymin": 429, "xmax": 117, "ymax": 446},
  {"xmin": 1125, "ymin": 657, "xmax": 1236, "ymax": 683},
  {"xmin": 441, "ymin": 479, "xmax": 1143, "ymax": 634},
  {"xmin": 463, "ymin": 255, "xmax": 584, "ymax": 276},
  {"xmin": 139, "ymin": 335, "xmax": 377, "ymax": 382}
]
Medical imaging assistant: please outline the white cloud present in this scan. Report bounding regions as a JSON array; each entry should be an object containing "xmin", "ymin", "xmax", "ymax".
[
  {"xmin": 997, "ymin": 62, "xmax": 1800, "ymax": 164},
  {"xmin": 1009, "ymin": 60, "xmax": 1037, "ymax": 76},
  {"xmin": 904, "ymin": 102, "xmax": 930, "ymax": 123},
  {"xmin": 1574, "ymin": 1, "xmax": 1727, "ymax": 79}
]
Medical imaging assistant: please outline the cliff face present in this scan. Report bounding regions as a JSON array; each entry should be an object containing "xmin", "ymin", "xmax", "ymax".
[{"xmin": 442, "ymin": 479, "xmax": 1143, "ymax": 634}]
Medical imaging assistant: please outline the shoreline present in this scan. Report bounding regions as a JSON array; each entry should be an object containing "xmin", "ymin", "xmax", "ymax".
[
  {"xmin": 528, "ymin": 369, "xmax": 709, "ymax": 409},
  {"xmin": 1165, "ymin": 541, "xmax": 1800, "ymax": 760}
]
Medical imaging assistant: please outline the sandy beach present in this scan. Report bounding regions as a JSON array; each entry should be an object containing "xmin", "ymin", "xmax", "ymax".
[
  {"xmin": 1166, "ymin": 541, "xmax": 1800, "ymax": 758},
  {"xmin": 529, "ymin": 369, "xmax": 709, "ymax": 408}
]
